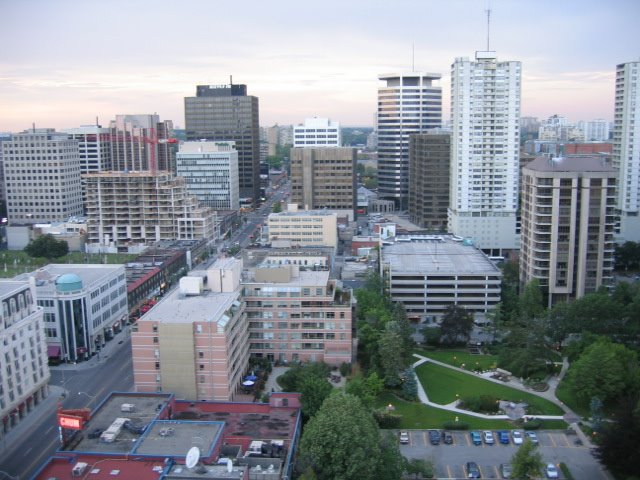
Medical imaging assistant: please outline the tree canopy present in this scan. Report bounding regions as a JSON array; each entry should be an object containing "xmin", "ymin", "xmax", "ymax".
[
  {"xmin": 510, "ymin": 439, "xmax": 543, "ymax": 479},
  {"xmin": 24, "ymin": 234, "xmax": 69, "ymax": 259},
  {"xmin": 439, "ymin": 304, "xmax": 474, "ymax": 345}
]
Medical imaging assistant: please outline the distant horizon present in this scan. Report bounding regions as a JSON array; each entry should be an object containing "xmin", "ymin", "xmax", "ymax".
[{"xmin": 1, "ymin": 0, "xmax": 637, "ymax": 132}]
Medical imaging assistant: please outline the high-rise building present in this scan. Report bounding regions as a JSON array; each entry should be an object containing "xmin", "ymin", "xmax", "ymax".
[
  {"xmin": 0, "ymin": 279, "xmax": 49, "ymax": 439},
  {"xmin": 290, "ymin": 147, "xmax": 356, "ymax": 214},
  {"xmin": 448, "ymin": 51, "xmax": 521, "ymax": 254},
  {"xmin": 176, "ymin": 141, "xmax": 240, "ymax": 211},
  {"xmin": 0, "ymin": 132, "xmax": 12, "ymax": 215},
  {"xmin": 520, "ymin": 156, "xmax": 616, "ymax": 307},
  {"xmin": 613, "ymin": 61, "xmax": 640, "ymax": 242},
  {"xmin": 408, "ymin": 130, "xmax": 450, "ymax": 231},
  {"xmin": 108, "ymin": 115, "xmax": 174, "ymax": 173},
  {"xmin": 377, "ymin": 72, "xmax": 442, "ymax": 211},
  {"xmin": 2, "ymin": 129, "xmax": 84, "ymax": 225},
  {"xmin": 293, "ymin": 117, "xmax": 341, "ymax": 147},
  {"xmin": 184, "ymin": 84, "xmax": 260, "ymax": 202},
  {"xmin": 64, "ymin": 125, "xmax": 112, "ymax": 174},
  {"xmin": 579, "ymin": 119, "xmax": 610, "ymax": 142},
  {"xmin": 84, "ymin": 172, "xmax": 218, "ymax": 252}
]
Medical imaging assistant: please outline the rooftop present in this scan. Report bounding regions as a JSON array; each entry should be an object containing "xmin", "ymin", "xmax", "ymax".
[
  {"xmin": 14, "ymin": 264, "xmax": 123, "ymax": 294},
  {"xmin": 525, "ymin": 155, "xmax": 615, "ymax": 173},
  {"xmin": 382, "ymin": 236, "xmax": 501, "ymax": 275}
]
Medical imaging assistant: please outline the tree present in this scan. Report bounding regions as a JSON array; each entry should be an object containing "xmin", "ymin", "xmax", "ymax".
[
  {"xmin": 299, "ymin": 392, "xmax": 381, "ymax": 480},
  {"xmin": 566, "ymin": 338, "xmax": 639, "ymax": 405},
  {"xmin": 376, "ymin": 431, "xmax": 405, "ymax": 480},
  {"xmin": 272, "ymin": 201, "xmax": 282, "ymax": 213},
  {"xmin": 345, "ymin": 372, "xmax": 384, "ymax": 408},
  {"xmin": 510, "ymin": 439, "xmax": 543, "ymax": 479},
  {"xmin": 378, "ymin": 321, "xmax": 406, "ymax": 386},
  {"xmin": 615, "ymin": 241, "xmax": 640, "ymax": 271},
  {"xmin": 300, "ymin": 375, "xmax": 333, "ymax": 419},
  {"xmin": 439, "ymin": 305, "xmax": 474, "ymax": 345},
  {"xmin": 404, "ymin": 458, "xmax": 434, "ymax": 479},
  {"xmin": 518, "ymin": 279, "xmax": 545, "ymax": 322},
  {"xmin": 277, "ymin": 362, "xmax": 331, "ymax": 392},
  {"xmin": 401, "ymin": 367, "xmax": 418, "ymax": 401},
  {"xmin": 24, "ymin": 234, "xmax": 69, "ymax": 259}
]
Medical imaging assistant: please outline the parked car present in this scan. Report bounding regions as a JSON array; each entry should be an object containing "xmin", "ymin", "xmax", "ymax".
[
  {"xmin": 500, "ymin": 463, "xmax": 512, "ymax": 478},
  {"xmin": 470, "ymin": 431, "xmax": 482, "ymax": 445},
  {"xmin": 545, "ymin": 463, "xmax": 559, "ymax": 478},
  {"xmin": 399, "ymin": 431, "xmax": 409, "ymax": 444},
  {"xmin": 465, "ymin": 461, "xmax": 481, "ymax": 479},
  {"xmin": 87, "ymin": 428, "xmax": 103, "ymax": 439},
  {"xmin": 482, "ymin": 430, "xmax": 495, "ymax": 445},
  {"xmin": 525, "ymin": 431, "xmax": 539, "ymax": 445},
  {"xmin": 512, "ymin": 430, "xmax": 524, "ymax": 445},
  {"xmin": 497, "ymin": 430, "xmax": 510, "ymax": 444},
  {"xmin": 442, "ymin": 431, "xmax": 453, "ymax": 444},
  {"xmin": 428, "ymin": 429, "xmax": 440, "ymax": 445}
]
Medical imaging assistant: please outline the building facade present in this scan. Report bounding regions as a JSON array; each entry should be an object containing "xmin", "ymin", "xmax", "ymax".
[
  {"xmin": 448, "ymin": 51, "xmax": 521, "ymax": 254},
  {"xmin": 293, "ymin": 117, "xmax": 341, "ymax": 147},
  {"xmin": 380, "ymin": 236, "xmax": 502, "ymax": 322},
  {"xmin": 613, "ymin": 61, "xmax": 640, "ymax": 242},
  {"xmin": 176, "ymin": 141, "xmax": 240, "ymax": 210},
  {"xmin": 2, "ymin": 129, "xmax": 84, "ymax": 225},
  {"xmin": 520, "ymin": 156, "xmax": 617, "ymax": 307},
  {"xmin": 0, "ymin": 280, "xmax": 49, "ymax": 437},
  {"xmin": 64, "ymin": 125, "xmax": 112, "ymax": 174},
  {"xmin": 83, "ymin": 171, "xmax": 217, "ymax": 252},
  {"xmin": 184, "ymin": 84, "xmax": 260, "ymax": 202},
  {"xmin": 267, "ymin": 207, "xmax": 338, "ymax": 248},
  {"xmin": 243, "ymin": 256, "xmax": 352, "ymax": 365},
  {"xmin": 290, "ymin": 147, "xmax": 356, "ymax": 213},
  {"xmin": 132, "ymin": 258, "xmax": 249, "ymax": 401},
  {"xmin": 578, "ymin": 119, "xmax": 610, "ymax": 142},
  {"xmin": 377, "ymin": 72, "xmax": 442, "ymax": 211},
  {"xmin": 408, "ymin": 130, "xmax": 450, "ymax": 231},
  {"xmin": 109, "ymin": 115, "xmax": 174, "ymax": 173}
]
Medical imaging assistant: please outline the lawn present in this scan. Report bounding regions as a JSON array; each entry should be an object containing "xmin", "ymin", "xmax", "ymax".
[
  {"xmin": 414, "ymin": 348, "xmax": 498, "ymax": 371},
  {"xmin": 415, "ymin": 362, "xmax": 564, "ymax": 416}
]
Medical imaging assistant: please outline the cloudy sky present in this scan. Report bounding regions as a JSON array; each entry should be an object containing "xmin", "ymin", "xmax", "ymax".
[{"xmin": 1, "ymin": 0, "xmax": 638, "ymax": 131}]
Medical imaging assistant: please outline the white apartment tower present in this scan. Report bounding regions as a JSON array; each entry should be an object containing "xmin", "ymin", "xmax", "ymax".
[
  {"xmin": 2, "ymin": 129, "xmax": 84, "ymax": 225},
  {"xmin": 293, "ymin": 118, "xmax": 341, "ymax": 147},
  {"xmin": 613, "ymin": 61, "xmax": 640, "ymax": 242},
  {"xmin": 448, "ymin": 51, "xmax": 521, "ymax": 254},
  {"xmin": 377, "ymin": 72, "xmax": 442, "ymax": 211},
  {"xmin": 176, "ymin": 141, "xmax": 240, "ymax": 211}
]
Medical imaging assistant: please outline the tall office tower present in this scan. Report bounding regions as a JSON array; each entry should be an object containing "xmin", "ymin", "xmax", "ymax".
[
  {"xmin": 293, "ymin": 117, "xmax": 341, "ymax": 147},
  {"xmin": 613, "ymin": 61, "xmax": 640, "ymax": 242},
  {"xmin": 264, "ymin": 124, "xmax": 280, "ymax": 156},
  {"xmin": 579, "ymin": 119, "xmax": 610, "ymax": 142},
  {"xmin": 176, "ymin": 141, "xmax": 240, "ymax": 210},
  {"xmin": 108, "ymin": 115, "xmax": 175, "ymax": 172},
  {"xmin": 2, "ymin": 129, "xmax": 84, "ymax": 225},
  {"xmin": 0, "ymin": 132, "xmax": 11, "ymax": 213},
  {"xmin": 64, "ymin": 125, "xmax": 112, "ymax": 173},
  {"xmin": 290, "ymin": 147, "xmax": 356, "ymax": 214},
  {"xmin": 0, "ymin": 280, "xmax": 49, "ymax": 438},
  {"xmin": 520, "ymin": 156, "xmax": 616, "ymax": 307},
  {"xmin": 448, "ymin": 51, "xmax": 521, "ymax": 254},
  {"xmin": 377, "ymin": 73, "xmax": 442, "ymax": 211},
  {"xmin": 408, "ymin": 130, "xmax": 450, "ymax": 231},
  {"xmin": 184, "ymin": 83, "xmax": 260, "ymax": 202},
  {"xmin": 84, "ymin": 172, "xmax": 217, "ymax": 251}
]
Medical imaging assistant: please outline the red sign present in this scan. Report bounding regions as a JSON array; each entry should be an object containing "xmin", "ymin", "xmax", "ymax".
[{"xmin": 58, "ymin": 414, "xmax": 84, "ymax": 430}]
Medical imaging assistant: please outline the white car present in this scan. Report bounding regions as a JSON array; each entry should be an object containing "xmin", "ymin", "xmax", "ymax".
[
  {"xmin": 545, "ymin": 463, "xmax": 559, "ymax": 478},
  {"xmin": 512, "ymin": 430, "xmax": 524, "ymax": 445},
  {"xmin": 482, "ymin": 430, "xmax": 495, "ymax": 444},
  {"xmin": 399, "ymin": 431, "xmax": 409, "ymax": 444}
]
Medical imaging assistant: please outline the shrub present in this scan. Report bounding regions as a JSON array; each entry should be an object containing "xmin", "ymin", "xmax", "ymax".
[
  {"xmin": 559, "ymin": 463, "xmax": 574, "ymax": 480},
  {"xmin": 523, "ymin": 419, "xmax": 542, "ymax": 430},
  {"xmin": 460, "ymin": 395, "xmax": 499, "ymax": 414},
  {"xmin": 339, "ymin": 362, "xmax": 351, "ymax": 377},
  {"xmin": 442, "ymin": 421, "xmax": 469, "ymax": 430},
  {"xmin": 372, "ymin": 409, "xmax": 402, "ymax": 429}
]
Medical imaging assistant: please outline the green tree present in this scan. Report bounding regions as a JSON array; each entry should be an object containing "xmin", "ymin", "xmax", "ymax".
[
  {"xmin": 439, "ymin": 305, "xmax": 474, "ymax": 345},
  {"xmin": 510, "ymin": 439, "xmax": 543, "ymax": 479},
  {"xmin": 392, "ymin": 302, "xmax": 415, "ymax": 363},
  {"xmin": 376, "ymin": 431, "xmax": 405, "ymax": 480},
  {"xmin": 404, "ymin": 458, "xmax": 434, "ymax": 479},
  {"xmin": 615, "ymin": 241, "xmax": 640, "ymax": 271},
  {"xmin": 401, "ymin": 367, "xmax": 418, "ymax": 401},
  {"xmin": 378, "ymin": 321, "xmax": 405, "ymax": 386},
  {"xmin": 272, "ymin": 201, "xmax": 282, "ymax": 213},
  {"xmin": 566, "ymin": 338, "xmax": 639, "ymax": 405},
  {"xmin": 299, "ymin": 392, "xmax": 381, "ymax": 480},
  {"xmin": 345, "ymin": 371, "xmax": 384, "ymax": 408},
  {"xmin": 300, "ymin": 375, "xmax": 333, "ymax": 419},
  {"xmin": 518, "ymin": 279, "xmax": 545, "ymax": 322},
  {"xmin": 24, "ymin": 234, "xmax": 69, "ymax": 259},
  {"xmin": 277, "ymin": 362, "xmax": 331, "ymax": 392}
]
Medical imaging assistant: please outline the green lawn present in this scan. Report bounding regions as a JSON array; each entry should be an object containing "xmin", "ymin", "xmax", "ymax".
[
  {"xmin": 415, "ymin": 362, "xmax": 564, "ymax": 415},
  {"xmin": 414, "ymin": 348, "xmax": 498, "ymax": 371}
]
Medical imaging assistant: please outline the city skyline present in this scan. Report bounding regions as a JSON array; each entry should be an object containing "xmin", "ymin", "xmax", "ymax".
[{"xmin": 1, "ymin": 0, "xmax": 638, "ymax": 131}]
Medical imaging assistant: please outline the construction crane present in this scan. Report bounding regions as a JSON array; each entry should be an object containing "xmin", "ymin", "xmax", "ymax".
[{"xmin": 138, "ymin": 127, "xmax": 178, "ymax": 174}]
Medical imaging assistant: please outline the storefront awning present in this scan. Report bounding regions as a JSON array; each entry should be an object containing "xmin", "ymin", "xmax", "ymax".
[{"xmin": 47, "ymin": 345, "xmax": 61, "ymax": 357}]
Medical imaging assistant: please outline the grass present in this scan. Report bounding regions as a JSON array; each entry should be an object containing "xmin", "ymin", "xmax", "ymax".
[
  {"xmin": 415, "ymin": 362, "xmax": 564, "ymax": 415},
  {"xmin": 414, "ymin": 348, "xmax": 498, "ymax": 371},
  {"xmin": 555, "ymin": 379, "xmax": 589, "ymax": 417},
  {"xmin": 0, "ymin": 250, "xmax": 137, "ymax": 278}
]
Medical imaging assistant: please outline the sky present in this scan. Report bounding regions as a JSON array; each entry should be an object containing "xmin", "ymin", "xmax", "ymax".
[{"xmin": 1, "ymin": 0, "xmax": 638, "ymax": 131}]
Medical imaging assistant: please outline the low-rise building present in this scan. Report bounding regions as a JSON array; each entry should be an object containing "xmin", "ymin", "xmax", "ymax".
[
  {"xmin": 267, "ymin": 205, "xmax": 337, "ymax": 248},
  {"xmin": 381, "ymin": 235, "xmax": 502, "ymax": 323}
]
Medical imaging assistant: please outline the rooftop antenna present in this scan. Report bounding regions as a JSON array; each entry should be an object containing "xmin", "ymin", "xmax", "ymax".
[
  {"xmin": 485, "ymin": 3, "xmax": 491, "ymax": 50},
  {"xmin": 230, "ymin": 74, "xmax": 233, "ymax": 86},
  {"xmin": 32, "ymin": 122, "xmax": 36, "ymax": 133}
]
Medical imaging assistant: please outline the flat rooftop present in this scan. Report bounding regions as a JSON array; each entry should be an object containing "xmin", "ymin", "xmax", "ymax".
[
  {"xmin": 525, "ymin": 155, "xmax": 615, "ymax": 173},
  {"xmin": 0, "ymin": 280, "xmax": 30, "ymax": 297},
  {"xmin": 243, "ymin": 268, "xmax": 330, "ymax": 286},
  {"xmin": 382, "ymin": 236, "xmax": 500, "ymax": 275},
  {"xmin": 15, "ymin": 264, "xmax": 123, "ymax": 294}
]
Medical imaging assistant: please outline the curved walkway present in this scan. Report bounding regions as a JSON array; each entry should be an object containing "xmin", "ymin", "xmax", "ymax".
[{"xmin": 412, "ymin": 353, "xmax": 577, "ymax": 422}]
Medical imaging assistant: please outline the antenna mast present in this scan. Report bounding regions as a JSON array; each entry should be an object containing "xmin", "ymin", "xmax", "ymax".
[{"xmin": 485, "ymin": 6, "xmax": 491, "ymax": 50}]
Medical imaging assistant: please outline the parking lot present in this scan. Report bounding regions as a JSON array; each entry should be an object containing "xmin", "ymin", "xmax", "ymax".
[{"xmin": 398, "ymin": 429, "xmax": 609, "ymax": 479}]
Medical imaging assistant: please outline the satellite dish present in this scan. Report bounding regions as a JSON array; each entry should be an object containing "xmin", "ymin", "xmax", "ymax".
[
  {"xmin": 186, "ymin": 446, "xmax": 200, "ymax": 469},
  {"xmin": 227, "ymin": 458, "xmax": 233, "ymax": 473}
]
